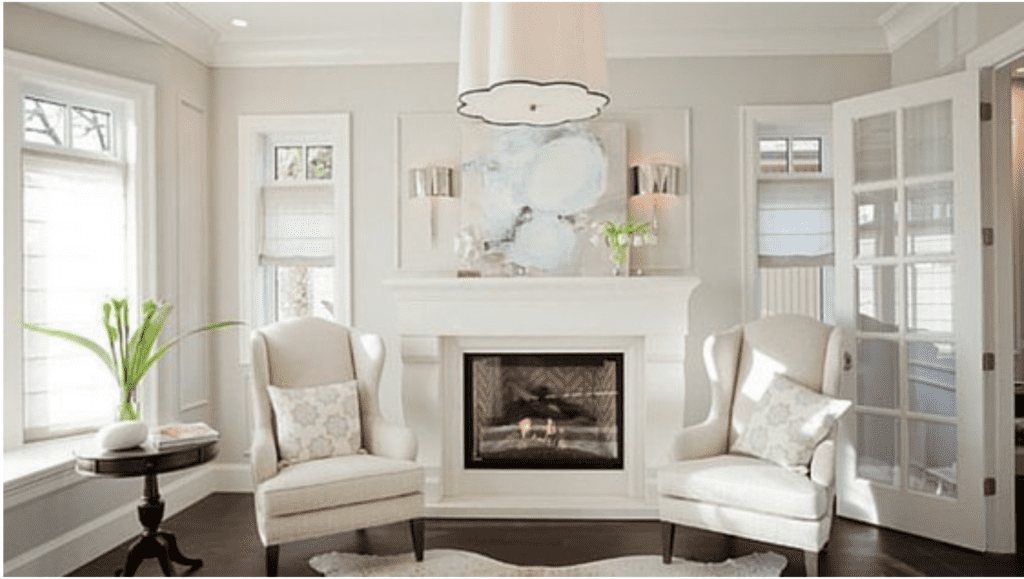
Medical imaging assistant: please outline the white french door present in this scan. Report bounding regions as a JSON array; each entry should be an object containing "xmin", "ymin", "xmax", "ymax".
[{"xmin": 833, "ymin": 71, "xmax": 987, "ymax": 549}]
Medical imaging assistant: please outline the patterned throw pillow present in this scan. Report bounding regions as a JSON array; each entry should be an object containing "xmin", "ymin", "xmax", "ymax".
[
  {"xmin": 730, "ymin": 373, "xmax": 851, "ymax": 473},
  {"xmin": 267, "ymin": 380, "xmax": 362, "ymax": 466}
]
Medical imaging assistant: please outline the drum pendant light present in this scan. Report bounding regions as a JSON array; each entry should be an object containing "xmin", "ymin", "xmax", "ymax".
[{"xmin": 457, "ymin": 2, "xmax": 610, "ymax": 126}]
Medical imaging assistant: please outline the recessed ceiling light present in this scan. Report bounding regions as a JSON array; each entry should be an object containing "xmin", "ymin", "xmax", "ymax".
[{"xmin": 231, "ymin": 18, "xmax": 248, "ymax": 28}]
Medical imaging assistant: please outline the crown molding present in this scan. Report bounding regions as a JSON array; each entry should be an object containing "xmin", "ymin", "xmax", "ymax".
[
  {"xmin": 878, "ymin": 2, "xmax": 958, "ymax": 53},
  {"xmin": 607, "ymin": 28, "xmax": 889, "ymax": 60},
  {"xmin": 26, "ymin": 2, "xmax": 900, "ymax": 69},
  {"xmin": 100, "ymin": 2, "xmax": 218, "ymax": 65},
  {"xmin": 211, "ymin": 27, "xmax": 888, "ymax": 69},
  {"xmin": 213, "ymin": 34, "xmax": 457, "ymax": 69}
]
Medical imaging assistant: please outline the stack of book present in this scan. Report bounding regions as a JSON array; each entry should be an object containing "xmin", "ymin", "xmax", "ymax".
[{"xmin": 150, "ymin": 422, "xmax": 220, "ymax": 450}]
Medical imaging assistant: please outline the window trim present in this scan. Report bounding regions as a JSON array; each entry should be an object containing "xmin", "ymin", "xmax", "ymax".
[
  {"xmin": 237, "ymin": 114, "xmax": 352, "ymax": 364},
  {"xmin": 4, "ymin": 49, "xmax": 157, "ymax": 452}
]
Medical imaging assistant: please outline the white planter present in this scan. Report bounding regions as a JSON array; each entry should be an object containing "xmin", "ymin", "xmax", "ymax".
[{"xmin": 96, "ymin": 421, "xmax": 149, "ymax": 450}]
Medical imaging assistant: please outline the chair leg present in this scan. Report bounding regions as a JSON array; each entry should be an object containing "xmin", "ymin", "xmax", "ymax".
[
  {"xmin": 265, "ymin": 545, "xmax": 280, "ymax": 577},
  {"xmin": 410, "ymin": 518, "xmax": 425, "ymax": 562},
  {"xmin": 803, "ymin": 550, "xmax": 819, "ymax": 577},
  {"xmin": 661, "ymin": 522, "xmax": 676, "ymax": 564}
]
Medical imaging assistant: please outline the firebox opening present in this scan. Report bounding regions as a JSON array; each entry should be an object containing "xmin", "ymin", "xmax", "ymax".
[{"xmin": 464, "ymin": 353, "xmax": 624, "ymax": 470}]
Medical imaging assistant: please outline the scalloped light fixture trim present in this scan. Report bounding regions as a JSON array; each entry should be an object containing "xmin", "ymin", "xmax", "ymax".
[{"xmin": 457, "ymin": 2, "xmax": 610, "ymax": 127}]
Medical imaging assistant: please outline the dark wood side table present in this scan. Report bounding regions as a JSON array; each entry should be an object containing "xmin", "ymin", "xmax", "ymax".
[{"xmin": 74, "ymin": 439, "xmax": 218, "ymax": 576}]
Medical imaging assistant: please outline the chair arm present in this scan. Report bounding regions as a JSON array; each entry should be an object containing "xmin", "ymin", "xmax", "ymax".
[
  {"xmin": 250, "ymin": 429, "xmax": 279, "ymax": 485},
  {"xmin": 366, "ymin": 419, "xmax": 418, "ymax": 462},
  {"xmin": 671, "ymin": 419, "xmax": 729, "ymax": 461},
  {"xmin": 809, "ymin": 439, "xmax": 836, "ymax": 487}
]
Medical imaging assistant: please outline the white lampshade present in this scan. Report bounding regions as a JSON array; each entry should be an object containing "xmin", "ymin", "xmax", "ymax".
[{"xmin": 457, "ymin": 2, "xmax": 610, "ymax": 126}]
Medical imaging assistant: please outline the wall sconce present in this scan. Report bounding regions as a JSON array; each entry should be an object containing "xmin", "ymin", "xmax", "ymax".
[
  {"xmin": 630, "ymin": 163, "xmax": 679, "ymax": 200},
  {"xmin": 410, "ymin": 166, "xmax": 455, "ymax": 248},
  {"xmin": 630, "ymin": 163, "xmax": 681, "ymax": 233}
]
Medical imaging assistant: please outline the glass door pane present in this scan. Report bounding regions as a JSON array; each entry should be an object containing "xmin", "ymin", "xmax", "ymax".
[
  {"xmin": 902, "ymin": 101, "xmax": 953, "ymax": 177},
  {"xmin": 906, "ymin": 181, "xmax": 954, "ymax": 255},
  {"xmin": 856, "ymin": 188, "xmax": 898, "ymax": 258},
  {"xmin": 854, "ymin": 112, "xmax": 897, "ymax": 183}
]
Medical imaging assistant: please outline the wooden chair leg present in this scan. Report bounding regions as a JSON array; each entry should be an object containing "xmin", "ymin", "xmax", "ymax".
[
  {"xmin": 803, "ymin": 550, "xmax": 819, "ymax": 577},
  {"xmin": 410, "ymin": 518, "xmax": 425, "ymax": 561},
  {"xmin": 265, "ymin": 544, "xmax": 280, "ymax": 577},
  {"xmin": 661, "ymin": 522, "xmax": 676, "ymax": 564}
]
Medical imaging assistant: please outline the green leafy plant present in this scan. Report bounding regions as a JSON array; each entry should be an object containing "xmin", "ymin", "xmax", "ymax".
[
  {"xmin": 600, "ymin": 220, "xmax": 651, "ymax": 266},
  {"xmin": 23, "ymin": 298, "xmax": 241, "ymax": 422}
]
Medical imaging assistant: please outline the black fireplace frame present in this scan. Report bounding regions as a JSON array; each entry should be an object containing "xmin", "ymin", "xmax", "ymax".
[{"xmin": 463, "ymin": 352, "xmax": 625, "ymax": 470}]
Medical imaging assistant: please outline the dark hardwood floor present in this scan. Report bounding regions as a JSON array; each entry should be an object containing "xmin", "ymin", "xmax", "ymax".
[{"xmin": 69, "ymin": 492, "xmax": 1020, "ymax": 577}]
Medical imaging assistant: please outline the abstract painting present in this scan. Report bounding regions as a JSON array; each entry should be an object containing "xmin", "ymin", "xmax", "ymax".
[{"xmin": 460, "ymin": 121, "xmax": 627, "ymax": 276}]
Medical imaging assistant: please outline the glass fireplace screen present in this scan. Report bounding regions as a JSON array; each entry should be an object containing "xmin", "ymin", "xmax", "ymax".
[{"xmin": 464, "ymin": 353, "xmax": 624, "ymax": 469}]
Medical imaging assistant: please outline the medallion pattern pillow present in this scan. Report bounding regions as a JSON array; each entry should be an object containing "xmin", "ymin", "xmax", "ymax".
[
  {"xmin": 730, "ymin": 373, "xmax": 851, "ymax": 473},
  {"xmin": 267, "ymin": 380, "xmax": 362, "ymax": 466}
]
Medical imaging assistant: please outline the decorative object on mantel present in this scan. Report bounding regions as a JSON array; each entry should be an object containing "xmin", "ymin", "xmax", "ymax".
[
  {"xmin": 597, "ymin": 219, "xmax": 655, "ymax": 276},
  {"xmin": 23, "ymin": 298, "xmax": 240, "ymax": 450},
  {"xmin": 457, "ymin": 2, "xmax": 610, "ymax": 127},
  {"xmin": 410, "ymin": 166, "xmax": 455, "ymax": 248},
  {"xmin": 310, "ymin": 548, "xmax": 788, "ymax": 577},
  {"xmin": 454, "ymin": 225, "xmax": 483, "ymax": 277}
]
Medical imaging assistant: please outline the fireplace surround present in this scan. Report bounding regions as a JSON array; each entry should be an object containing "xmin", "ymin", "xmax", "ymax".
[{"xmin": 386, "ymin": 276, "xmax": 700, "ymax": 518}]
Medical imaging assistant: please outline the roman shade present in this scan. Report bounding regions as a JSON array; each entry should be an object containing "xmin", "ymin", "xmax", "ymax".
[
  {"xmin": 260, "ymin": 184, "xmax": 334, "ymax": 266},
  {"xmin": 22, "ymin": 150, "xmax": 127, "ymax": 440},
  {"xmin": 758, "ymin": 181, "xmax": 834, "ymax": 268}
]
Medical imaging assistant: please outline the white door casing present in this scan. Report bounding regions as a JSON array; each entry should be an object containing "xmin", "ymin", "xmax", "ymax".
[{"xmin": 833, "ymin": 71, "xmax": 987, "ymax": 550}]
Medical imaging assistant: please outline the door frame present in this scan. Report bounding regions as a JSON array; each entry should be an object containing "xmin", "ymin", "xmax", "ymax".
[{"xmin": 965, "ymin": 20, "xmax": 1024, "ymax": 555}]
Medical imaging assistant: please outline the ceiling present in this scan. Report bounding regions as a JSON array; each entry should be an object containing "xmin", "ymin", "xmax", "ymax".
[{"xmin": 22, "ymin": 2, "xmax": 956, "ymax": 68}]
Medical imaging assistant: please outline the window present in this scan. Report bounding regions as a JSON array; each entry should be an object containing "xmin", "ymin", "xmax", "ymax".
[
  {"xmin": 742, "ymin": 106, "xmax": 834, "ymax": 323},
  {"xmin": 5, "ymin": 51, "xmax": 155, "ymax": 446},
  {"xmin": 262, "ymin": 139, "xmax": 336, "ymax": 322},
  {"xmin": 238, "ymin": 115, "xmax": 351, "ymax": 361}
]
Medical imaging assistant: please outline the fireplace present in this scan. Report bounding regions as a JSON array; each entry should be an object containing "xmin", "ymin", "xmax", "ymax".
[
  {"xmin": 464, "ymin": 353, "xmax": 624, "ymax": 470},
  {"xmin": 386, "ymin": 276, "xmax": 699, "ymax": 517}
]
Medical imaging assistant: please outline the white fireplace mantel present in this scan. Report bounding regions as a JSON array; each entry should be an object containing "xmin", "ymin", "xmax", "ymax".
[
  {"xmin": 386, "ymin": 276, "xmax": 700, "ymax": 337},
  {"xmin": 385, "ymin": 275, "xmax": 700, "ymax": 518}
]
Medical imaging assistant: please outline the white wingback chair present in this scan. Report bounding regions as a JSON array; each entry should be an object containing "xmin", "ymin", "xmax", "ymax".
[
  {"xmin": 250, "ymin": 317, "xmax": 424, "ymax": 576},
  {"xmin": 658, "ymin": 314, "xmax": 851, "ymax": 576}
]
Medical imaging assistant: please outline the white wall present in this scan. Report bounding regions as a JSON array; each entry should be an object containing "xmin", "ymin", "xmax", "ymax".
[
  {"xmin": 3, "ymin": 3, "xmax": 213, "ymax": 568},
  {"xmin": 891, "ymin": 3, "xmax": 1024, "ymax": 87},
  {"xmin": 209, "ymin": 54, "xmax": 891, "ymax": 465}
]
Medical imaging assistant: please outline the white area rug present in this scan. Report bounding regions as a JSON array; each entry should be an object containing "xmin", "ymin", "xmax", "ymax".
[{"xmin": 309, "ymin": 548, "xmax": 788, "ymax": 577}]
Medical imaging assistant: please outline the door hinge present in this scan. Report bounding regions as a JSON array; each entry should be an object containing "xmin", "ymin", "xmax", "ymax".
[
  {"xmin": 983, "ymin": 352, "xmax": 995, "ymax": 371},
  {"xmin": 982, "ymin": 227, "xmax": 994, "ymax": 246},
  {"xmin": 984, "ymin": 477, "xmax": 996, "ymax": 496},
  {"xmin": 980, "ymin": 102, "xmax": 993, "ymax": 121}
]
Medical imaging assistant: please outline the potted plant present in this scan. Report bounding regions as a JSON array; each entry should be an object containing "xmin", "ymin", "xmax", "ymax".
[
  {"xmin": 23, "ymin": 298, "xmax": 240, "ymax": 449},
  {"xmin": 599, "ymin": 220, "xmax": 653, "ymax": 276}
]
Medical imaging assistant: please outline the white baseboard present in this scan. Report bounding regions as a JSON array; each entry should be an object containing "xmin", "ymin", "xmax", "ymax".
[
  {"xmin": 214, "ymin": 462, "xmax": 254, "ymax": 492},
  {"xmin": 3, "ymin": 462, "xmax": 252, "ymax": 577}
]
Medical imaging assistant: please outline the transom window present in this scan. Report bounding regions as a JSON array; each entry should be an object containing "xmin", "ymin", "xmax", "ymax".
[
  {"xmin": 23, "ymin": 95, "xmax": 114, "ymax": 154},
  {"xmin": 274, "ymin": 144, "xmax": 333, "ymax": 181}
]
